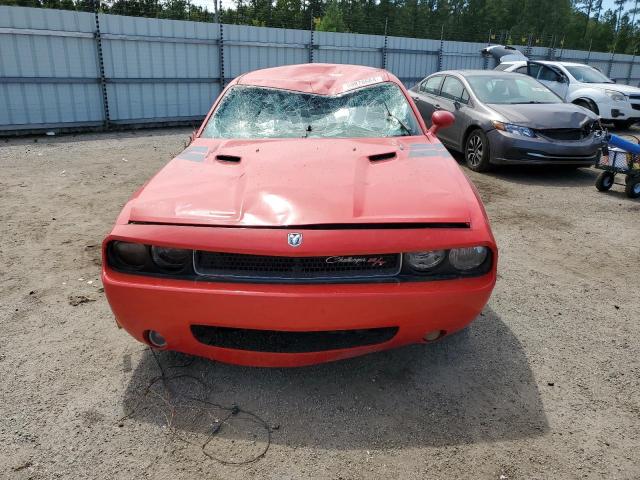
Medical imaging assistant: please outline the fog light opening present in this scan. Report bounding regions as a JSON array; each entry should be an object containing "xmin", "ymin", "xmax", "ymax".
[
  {"xmin": 424, "ymin": 330, "xmax": 445, "ymax": 342},
  {"xmin": 146, "ymin": 330, "xmax": 167, "ymax": 348}
]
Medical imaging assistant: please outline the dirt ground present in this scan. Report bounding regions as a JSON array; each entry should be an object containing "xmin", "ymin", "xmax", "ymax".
[{"xmin": 1, "ymin": 128, "xmax": 639, "ymax": 480}]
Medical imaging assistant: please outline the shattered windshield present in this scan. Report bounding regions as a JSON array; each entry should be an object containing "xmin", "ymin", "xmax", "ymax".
[{"xmin": 201, "ymin": 83, "xmax": 421, "ymax": 139}]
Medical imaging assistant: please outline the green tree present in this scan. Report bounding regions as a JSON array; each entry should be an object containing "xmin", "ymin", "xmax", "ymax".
[{"xmin": 315, "ymin": 0, "xmax": 345, "ymax": 31}]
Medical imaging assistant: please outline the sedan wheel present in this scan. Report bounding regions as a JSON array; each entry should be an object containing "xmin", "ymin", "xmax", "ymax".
[{"xmin": 465, "ymin": 130, "xmax": 491, "ymax": 172}]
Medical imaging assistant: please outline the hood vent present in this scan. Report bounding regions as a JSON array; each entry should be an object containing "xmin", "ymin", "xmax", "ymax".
[
  {"xmin": 368, "ymin": 151, "xmax": 397, "ymax": 162},
  {"xmin": 216, "ymin": 154, "xmax": 241, "ymax": 163}
]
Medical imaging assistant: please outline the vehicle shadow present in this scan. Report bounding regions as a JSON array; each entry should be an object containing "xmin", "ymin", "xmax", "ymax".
[
  {"xmin": 121, "ymin": 306, "xmax": 548, "ymax": 456},
  {"xmin": 448, "ymin": 150, "xmax": 601, "ymax": 187},
  {"xmin": 479, "ymin": 165, "xmax": 599, "ymax": 187},
  {"xmin": 2, "ymin": 126, "xmax": 193, "ymax": 146}
]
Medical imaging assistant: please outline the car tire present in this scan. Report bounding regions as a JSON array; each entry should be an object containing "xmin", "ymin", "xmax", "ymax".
[
  {"xmin": 612, "ymin": 120, "xmax": 636, "ymax": 130},
  {"xmin": 624, "ymin": 176, "xmax": 640, "ymax": 198},
  {"xmin": 465, "ymin": 129, "xmax": 492, "ymax": 172},
  {"xmin": 595, "ymin": 172, "xmax": 615, "ymax": 191},
  {"xmin": 573, "ymin": 99, "xmax": 599, "ymax": 115}
]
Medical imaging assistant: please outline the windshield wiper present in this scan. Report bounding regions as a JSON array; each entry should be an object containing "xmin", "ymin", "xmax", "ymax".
[{"xmin": 383, "ymin": 102, "xmax": 412, "ymax": 136}]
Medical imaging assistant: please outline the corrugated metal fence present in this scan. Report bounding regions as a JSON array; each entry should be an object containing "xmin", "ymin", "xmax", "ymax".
[{"xmin": 3, "ymin": 5, "xmax": 640, "ymax": 135}]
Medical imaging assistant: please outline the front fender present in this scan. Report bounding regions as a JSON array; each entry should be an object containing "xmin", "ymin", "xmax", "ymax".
[{"xmin": 566, "ymin": 86, "xmax": 609, "ymax": 105}]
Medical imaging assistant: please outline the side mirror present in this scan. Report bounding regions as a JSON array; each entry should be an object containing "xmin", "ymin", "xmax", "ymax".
[
  {"xmin": 429, "ymin": 110, "xmax": 455, "ymax": 135},
  {"xmin": 454, "ymin": 100, "xmax": 461, "ymax": 110}
]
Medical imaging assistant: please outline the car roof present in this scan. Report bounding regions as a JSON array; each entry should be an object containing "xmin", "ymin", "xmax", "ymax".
[
  {"xmin": 432, "ymin": 69, "xmax": 529, "ymax": 78},
  {"xmin": 235, "ymin": 63, "xmax": 393, "ymax": 95},
  {"xmin": 501, "ymin": 60, "xmax": 589, "ymax": 67}
]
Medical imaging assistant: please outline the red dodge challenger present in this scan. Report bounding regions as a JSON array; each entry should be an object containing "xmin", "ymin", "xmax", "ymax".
[{"xmin": 102, "ymin": 63, "xmax": 497, "ymax": 367}]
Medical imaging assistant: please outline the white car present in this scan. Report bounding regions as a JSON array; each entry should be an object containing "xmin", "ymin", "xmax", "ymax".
[{"xmin": 497, "ymin": 60, "xmax": 640, "ymax": 129}]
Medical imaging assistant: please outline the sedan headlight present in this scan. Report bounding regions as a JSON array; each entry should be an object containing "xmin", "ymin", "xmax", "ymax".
[
  {"xmin": 402, "ymin": 246, "xmax": 491, "ymax": 278},
  {"xmin": 151, "ymin": 246, "xmax": 191, "ymax": 271},
  {"xmin": 108, "ymin": 241, "xmax": 194, "ymax": 275},
  {"xmin": 449, "ymin": 247, "xmax": 489, "ymax": 271},
  {"xmin": 492, "ymin": 121, "xmax": 536, "ymax": 138},
  {"xmin": 406, "ymin": 250, "xmax": 446, "ymax": 271},
  {"xmin": 605, "ymin": 89, "xmax": 626, "ymax": 102},
  {"xmin": 112, "ymin": 241, "xmax": 149, "ymax": 268}
]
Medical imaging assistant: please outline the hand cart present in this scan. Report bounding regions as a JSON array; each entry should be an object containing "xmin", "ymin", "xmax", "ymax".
[{"xmin": 595, "ymin": 134, "xmax": 640, "ymax": 198}]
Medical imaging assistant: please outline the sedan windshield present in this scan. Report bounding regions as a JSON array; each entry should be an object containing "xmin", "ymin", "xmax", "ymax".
[
  {"xmin": 201, "ymin": 83, "xmax": 421, "ymax": 139},
  {"xmin": 466, "ymin": 75, "xmax": 562, "ymax": 104},
  {"xmin": 564, "ymin": 65, "xmax": 613, "ymax": 84}
]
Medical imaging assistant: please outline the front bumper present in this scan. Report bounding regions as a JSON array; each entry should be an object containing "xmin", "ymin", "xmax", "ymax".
[
  {"xmin": 487, "ymin": 129, "xmax": 601, "ymax": 166},
  {"xmin": 102, "ymin": 223, "xmax": 497, "ymax": 367},
  {"xmin": 103, "ymin": 268, "xmax": 496, "ymax": 367},
  {"xmin": 598, "ymin": 98, "xmax": 640, "ymax": 122}
]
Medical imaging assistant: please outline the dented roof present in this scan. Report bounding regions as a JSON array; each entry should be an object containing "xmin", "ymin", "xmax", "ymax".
[{"xmin": 234, "ymin": 63, "xmax": 392, "ymax": 95}]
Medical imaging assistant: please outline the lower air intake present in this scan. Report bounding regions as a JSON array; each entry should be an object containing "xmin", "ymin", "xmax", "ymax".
[{"xmin": 191, "ymin": 325, "xmax": 399, "ymax": 353}]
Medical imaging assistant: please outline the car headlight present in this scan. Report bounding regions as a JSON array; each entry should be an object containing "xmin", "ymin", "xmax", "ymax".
[
  {"xmin": 151, "ymin": 246, "xmax": 191, "ymax": 271},
  {"xmin": 492, "ymin": 121, "xmax": 536, "ymax": 137},
  {"xmin": 449, "ymin": 247, "xmax": 489, "ymax": 271},
  {"xmin": 406, "ymin": 250, "xmax": 446, "ymax": 271},
  {"xmin": 112, "ymin": 241, "xmax": 149, "ymax": 268},
  {"xmin": 605, "ymin": 89, "xmax": 626, "ymax": 102}
]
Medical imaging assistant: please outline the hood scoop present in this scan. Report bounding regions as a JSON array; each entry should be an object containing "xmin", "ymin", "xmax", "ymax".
[
  {"xmin": 216, "ymin": 154, "xmax": 242, "ymax": 163},
  {"xmin": 368, "ymin": 151, "xmax": 397, "ymax": 162}
]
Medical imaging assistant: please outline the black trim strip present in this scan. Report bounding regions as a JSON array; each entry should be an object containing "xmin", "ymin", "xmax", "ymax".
[
  {"xmin": 191, "ymin": 325, "xmax": 399, "ymax": 353},
  {"xmin": 128, "ymin": 221, "xmax": 471, "ymax": 229}
]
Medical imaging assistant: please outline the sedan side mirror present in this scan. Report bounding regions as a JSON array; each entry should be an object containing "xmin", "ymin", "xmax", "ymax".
[{"xmin": 429, "ymin": 110, "xmax": 455, "ymax": 135}]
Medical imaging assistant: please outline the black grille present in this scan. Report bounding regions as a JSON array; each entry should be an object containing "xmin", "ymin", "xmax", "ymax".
[
  {"xmin": 629, "ymin": 94, "xmax": 640, "ymax": 101},
  {"xmin": 632, "ymin": 103, "xmax": 640, "ymax": 111},
  {"xmin": 194, "ymin": 251, "xmax": 401, "ymax": 281},
  {"xmin": 537, "ymin": 128, "xmax": 588, "ymax": 141},
  {"xmin": 191, "ymin": 325, "xmax": 399, "ymax": 353}
]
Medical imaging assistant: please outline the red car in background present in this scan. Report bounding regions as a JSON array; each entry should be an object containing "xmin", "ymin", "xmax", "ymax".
[{"xmin": 102, "ymin": 63, "xmax": 497, "ymax": 367}]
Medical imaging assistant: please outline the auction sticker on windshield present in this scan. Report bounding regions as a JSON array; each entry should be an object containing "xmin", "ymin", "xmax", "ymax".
[{"xmin": 342, "ymin": 76, "xmax": 383, "ymax": 92}]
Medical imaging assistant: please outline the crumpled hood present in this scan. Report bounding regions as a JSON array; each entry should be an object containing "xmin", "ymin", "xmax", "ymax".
[
  {"xmin": 488, "ymin": 103, "xmax": 597, "ymax": 129},
  {"xmin": 127, "ymin": 137, "xmax": 473, "ymax": 227}
]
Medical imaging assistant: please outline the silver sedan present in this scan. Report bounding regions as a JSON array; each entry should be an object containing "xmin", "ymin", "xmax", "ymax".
[{"xmin": 409, "ymin": 70, "xmax": 603, "ymax": 172}]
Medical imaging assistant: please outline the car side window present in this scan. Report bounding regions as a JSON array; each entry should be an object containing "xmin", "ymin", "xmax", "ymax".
[
  {"xmin": 440, "ymin": 76, "xmax": 465, "ymax": 102},
  {"xmin": 421, "ymin": 76, "xmax": 443, "ymax": 95},
  {"xmin": 515, "ymin": 66, "xmax": 528, "ymax": 75},
  {"xmin": 538, "ymin": 65, "xmax": 562, "ymax": 82},
  {"xmin": 523, "ymin": 64, "xmax": 541, "ymax": 78},
  {"xmin": 460, "ymin": 89, "xmax": 470, "ymax": 104}
]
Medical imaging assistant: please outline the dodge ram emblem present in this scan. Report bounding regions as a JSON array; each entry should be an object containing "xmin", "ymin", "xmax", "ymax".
[{"xmin": 287, "ymin": 232, "xmax": 302, "ymax": 247}]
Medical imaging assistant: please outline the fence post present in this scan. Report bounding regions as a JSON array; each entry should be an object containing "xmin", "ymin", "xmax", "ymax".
[
  {"xmin": 525, "ymin": 33, "xmax": 533, "ymax": 58},
  {"xmin": 483, "ymin": 30, "xmax": 491, "ymax": 70},
  {"xmin": 546, "ymin": 35, "xmax": 556, "ymax": 60},
  {"xmin": 381, "ymin": 17, "xmax": 388, "ymax": 69},
  {"xmin": 93, "ymin": 0, "xmax": 110, "ymax": 130},
  {"xmin": 627, "ymin": 46, "xmax": 637, "ymax": 85},
  {"xmin": 607, "ymin": 49, "xmax": 615, "ymax": 78},
  {"xmin": 309, "ymin": 17, "xmax": 314, "ymax": 63},
  {"xmin": 586, "ymin": 38, "xmax": 593, "ymax": 64},
  {"xmin": 437, "ymin": 25, "xmax": 444, "ymax": 71},
  {"xmin": 557, "ymin": 34, "xmax": 565, "ymax": 60},
  {"xmin": 218, "ymin": 23, "xmax": 225, "ymax": 89}
]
